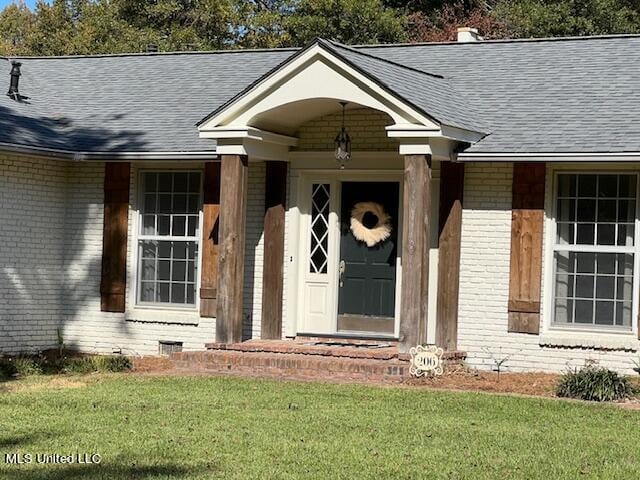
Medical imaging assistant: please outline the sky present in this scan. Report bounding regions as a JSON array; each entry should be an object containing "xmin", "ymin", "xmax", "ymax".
[{"xmin": 0, "ymin": 0, "xmax": 43, "ymax": 10}]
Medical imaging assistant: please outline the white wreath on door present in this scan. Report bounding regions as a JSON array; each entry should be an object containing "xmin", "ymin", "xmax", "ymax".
[{"xmin": 349, "ymin": 201, "xmax": 392, "ymax": 247}]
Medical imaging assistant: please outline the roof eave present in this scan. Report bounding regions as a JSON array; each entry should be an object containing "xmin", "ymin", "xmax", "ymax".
[{"xmin": 0, "ymin": 142, "xmax": 218, "ymax": 161}]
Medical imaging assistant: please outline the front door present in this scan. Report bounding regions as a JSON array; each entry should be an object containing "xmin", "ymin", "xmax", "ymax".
[{"xmin": 337, "ymin": 182, "xmax": 399, "ymax": 334}]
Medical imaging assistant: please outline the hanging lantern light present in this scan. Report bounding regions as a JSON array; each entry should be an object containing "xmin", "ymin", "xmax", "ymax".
[{"xmin": 334, "ymin": 102, "xmax": 351, "ymax": 169}]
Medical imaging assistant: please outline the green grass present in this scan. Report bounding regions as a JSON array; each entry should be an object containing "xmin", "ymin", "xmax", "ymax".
[{"xmin": 0, "ymin": 375, "xmax": 639, "ymax": 479}]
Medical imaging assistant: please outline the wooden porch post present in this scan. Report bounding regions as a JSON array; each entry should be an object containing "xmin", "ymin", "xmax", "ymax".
[
  {"xmin": 216, "ymin": 155, "xmax": 249, "ymax": 344},
  {"xmin": 399, "ymin": 154, "xmax": 432, "ymax": 353},
  {"xmin": 261, "ymin": 161, "xmax": 288, "ymax": 339},
  {"xmin": 435, "ymin": 161, "xmax": 464, "ymax": 350}
]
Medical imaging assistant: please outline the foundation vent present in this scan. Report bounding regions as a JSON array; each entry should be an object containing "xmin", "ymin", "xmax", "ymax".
[{"xmin": 159, "ymin": 341, "xmax": 183, "ymax": 356}]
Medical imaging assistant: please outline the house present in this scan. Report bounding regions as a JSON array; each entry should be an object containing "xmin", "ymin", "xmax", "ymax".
[{"xmin": 2, "ymin": 30, "xmax": 640, "ymax": 374}]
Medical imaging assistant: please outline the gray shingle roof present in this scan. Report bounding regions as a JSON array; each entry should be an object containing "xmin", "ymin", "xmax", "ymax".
[
  {"xmin": 323, "ymin": 40, "xmax": 488, "ymax": 134},
  {"xmin": 362, "ymin": 35, "xmax": 640, "ymax": 153},
  {"xmin": 2, "ymin": 34, "xmax": 640, "ymax": 155},
  {"xmin": 0, "ymin": 49, "xmax": 294, "ymax": 155}
]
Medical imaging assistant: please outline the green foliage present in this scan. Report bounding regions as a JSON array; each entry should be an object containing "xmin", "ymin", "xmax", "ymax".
[
  {"xmin": 0, "ymin": 2, "xmax": 34, "ymax": 55},
  {"xmin": 283, "ymin": 0, "xmax": 407, "ymax": 46},
  {"xmin": 0, "ymin": 353, "xmax": 131, "ymax": 379},
  {"xmin": 0, "ymin": 0, "xmax": 407, "ymax": 55},
  {"xmin": 0, "ymin": 356, "xmax": 42, "ymax": 379},
  {"xmin": 2, "ymin": 0, "xmax": 640, "ymax": 55},
  {"xmin": 0, "ymin": 358, "xmax": 17, "ymax": 380},
  {"xmin": 63, "ymin": 355, "xmax": 132, "ymax": 374},
  {"xmin": 556, "ymin": 366, "xmax": 634, "ymax": 402},
  {"xmin": 495, "ymin": 0, "xmax": 640, "ymax": 38}
]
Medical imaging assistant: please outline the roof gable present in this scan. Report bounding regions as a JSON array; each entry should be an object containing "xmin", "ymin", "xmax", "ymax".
[{"xmin": 197, "ymin": 38, "xmax": 487, "ymax": 141}]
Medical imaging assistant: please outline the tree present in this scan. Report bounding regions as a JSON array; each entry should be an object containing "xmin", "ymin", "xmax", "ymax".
[
  {"xmin": 495, "ymin": 0, "xmax": 640, "ymax": 38},
  {"xmin": 0, "ymin": 2, "xmax": 35, "ymax": 56},
  {"xmin": 408, "ymin": 2, "xmax": 509, "ymax": 42},
  {"xmin": 114, "ymin": 0, "xmax": 239, "ymax": 50},
  {"xmin": 283, "ymin": 0, "xmax": 407, "ymax": 46},
  {"xmin": 235, "ymin": 0, "xmax": 292, "ymax": 48}
]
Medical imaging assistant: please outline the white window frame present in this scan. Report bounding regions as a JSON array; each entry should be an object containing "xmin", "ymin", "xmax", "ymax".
[
  {"xmin": 544, "ymin": 166, "xmax": 640, "ymax": 337},
  {"xmin": 133, "ymin": 168, "xmax": 204, "ymax": 311}
]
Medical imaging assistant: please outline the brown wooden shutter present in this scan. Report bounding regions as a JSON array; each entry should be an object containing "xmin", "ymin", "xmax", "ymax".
[
  {"xmin": 100, "ymin": 162, "xmax": 130, "ymax": 313},
  {"xmin": 200, "ymin": 162, "xmax": 221, "ymax": 317},
  {"xmin": 508, "ymin": 162, "xmax": 546, "ymax": 334}
]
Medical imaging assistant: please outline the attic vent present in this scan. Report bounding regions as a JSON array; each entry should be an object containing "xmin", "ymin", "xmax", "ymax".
[
  {"xmin": 6, "ymin": 61, "xmax": 21, "ymax": 101},
  {"xmin": 159, "ymin": 341, "xmax": 183, "ymax": 356}
]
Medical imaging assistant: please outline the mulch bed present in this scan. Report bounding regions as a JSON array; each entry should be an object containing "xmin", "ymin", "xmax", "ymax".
[{"xmin": 404, "ymin": 367, "xmax": 560, "ymax": 397}]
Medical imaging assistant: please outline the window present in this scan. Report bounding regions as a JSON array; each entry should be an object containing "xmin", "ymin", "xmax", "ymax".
[
  {"xmin": 137, "ymin": 171, "xmax": 201, "ymax": 307},
  {"xmin": 552, "ymin": 173, "xmax": 637, "ymax": 329},
  {"xmin": 309, "ymin": 183, "xmax": 330, "ymax": 274}
]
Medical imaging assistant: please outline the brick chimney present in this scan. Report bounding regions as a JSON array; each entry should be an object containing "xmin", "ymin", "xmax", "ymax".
[{"xmin": 457, "ymin": 27, "xmax": 483, "ymax": 42}]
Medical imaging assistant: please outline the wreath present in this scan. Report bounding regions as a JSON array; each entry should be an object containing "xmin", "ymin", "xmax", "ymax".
[{"xmin": 349, "ymin": 201, "xmax": 392, "ymax": 247}]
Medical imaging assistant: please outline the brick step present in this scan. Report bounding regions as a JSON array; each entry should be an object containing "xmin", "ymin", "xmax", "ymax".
[
  {"xmin": 171, "ymin": 350, "xmax": 411, "ymax": 382},
  {"xmin": 204, "ymin": 339, "xmax": 399, "ymax": 360},
  {"xmin": 295, "ymin": 334, "xmax": 399, "ymax": 347}
]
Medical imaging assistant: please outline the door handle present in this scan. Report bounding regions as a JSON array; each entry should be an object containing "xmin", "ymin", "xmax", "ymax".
[{"xmin": 339, "ymin": 260, "xmax": 346, "ymax": 287}]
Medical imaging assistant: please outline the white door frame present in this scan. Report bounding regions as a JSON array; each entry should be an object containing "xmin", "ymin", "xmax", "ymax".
[{"xmin": 293, "ymin": 169, "xmax": 404, "ymax": 337}]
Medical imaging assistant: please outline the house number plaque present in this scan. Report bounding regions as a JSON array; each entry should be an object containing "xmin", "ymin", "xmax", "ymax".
[{"xmin": 409, "ymin": 345, "xmax": 444, "ymax": 377}]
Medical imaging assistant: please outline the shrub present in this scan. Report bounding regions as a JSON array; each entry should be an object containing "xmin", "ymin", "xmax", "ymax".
[
  {"xmin": 14, "ymin": 356, "xmax": 43, "ymax": 376},
  {"xmin": 556, "ymin": 366, "xmax": 633, "ymax": 402},
  {"xmin": 0, "ymin": 358, "xmax": 17, "ymax": 380},
  {"xmin": 63, "ymin": 357, "xmax": 97, "ymax": 374},
  {"xmin": 63, "ymin": 356, "xmax": 132, "ymax": 374},
  {"xmin": 92, "ymin": 355, "xmax": 132, "ymax": 373},
  {"xmin": 0, "ymin": 356, "xmax": 43, "ymax": 378},
  {"xmin": 0, "ymin": 353, "xmax": 131, "ymax": 379}
]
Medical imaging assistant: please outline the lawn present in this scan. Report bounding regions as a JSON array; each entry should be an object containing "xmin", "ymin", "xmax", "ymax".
[{"xmin": 0, "ymin": 374, "xmax": 639, "ymax": 479}]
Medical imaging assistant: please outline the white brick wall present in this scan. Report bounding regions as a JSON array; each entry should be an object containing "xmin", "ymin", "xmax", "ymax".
[
  {"xmin": 60, "ymin": 161, "xmax": 267, "ymax": 355},
  {"xmin": 5, "ymin": 150, "xmax": 639, "ymax": 373},
  {"xmin": 458, "ymin": 162, "xmax": 639, "ymax": 374},
  {"xmin": 0, "ymin": 154, "xmax": 67, "ymax": 353},
  {"xmin": 0, "ymin": 154, "xmax": 267, "ymax": 355}
]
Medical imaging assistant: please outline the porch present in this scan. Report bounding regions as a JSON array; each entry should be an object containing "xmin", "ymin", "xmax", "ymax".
[
  {"xmin": 170, "ymin": 338, "xmax": 467, "ymax": 383},
  {"xmin": 196, "ymin": 39, "xmax": 478, "ymax": 353}
]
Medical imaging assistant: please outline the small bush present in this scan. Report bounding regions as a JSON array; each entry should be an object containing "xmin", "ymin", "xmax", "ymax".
[
  {"xmin": 0, "ymin": 353, "xmax": 131, "ymax": 379},
  {"xmin": 63, "ymin": 356, "xmax": 131, "ymax": 374},
  {"xmin": 0, "ymin": 358, "xmax": 17, "ymax": 380},
  {"xmin": 556, "ymin": 366, "xmax": 633, "ymax": 402},
  {"xmin": 15, "ymin": 356, "xmax": 43, "ymax": 376},
  {"xmin": 63, "ymin": 357, "xmax": 97, "ymax": 374},
  {"xmin": 0, "ymin": 356, "xmax": 43, "ymax": 378},
  {"xmin": 92, "ymin": 355, "xmax": 132, "ymax": 373}
]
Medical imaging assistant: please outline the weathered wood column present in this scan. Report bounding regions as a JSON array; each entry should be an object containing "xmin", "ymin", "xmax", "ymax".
[
  {"xmin": 216, "ymin": 155, "xmax": 249, "ymax": 344},
  {"xmin": 261, "ymin": 161, "xmax": 288, "ymax": 339},
  {"xmin": 436, "ymin": 162, "xmax": 464, "ymax": 351},
  {"xmin": 399, "ymin": 154, "xmax": 432, "ymax": 353}
]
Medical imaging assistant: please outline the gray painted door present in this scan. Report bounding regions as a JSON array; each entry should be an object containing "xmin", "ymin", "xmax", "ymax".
[{"xmin": 337, "ymin": 182, "xmax": 399, "ymax": 334}]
